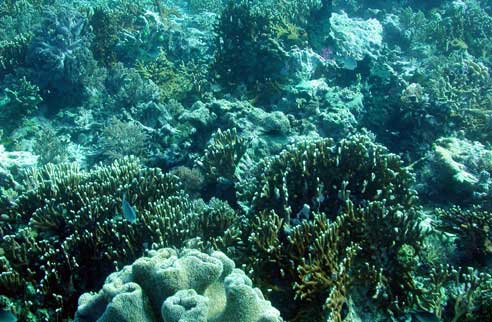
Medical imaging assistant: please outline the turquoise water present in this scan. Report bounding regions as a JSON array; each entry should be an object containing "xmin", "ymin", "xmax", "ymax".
[{"xmin": 0, "ymin": 1, "xmax": 491, "ymax": 321}]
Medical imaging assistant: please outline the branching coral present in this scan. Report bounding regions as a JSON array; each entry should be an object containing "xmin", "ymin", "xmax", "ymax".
[
  {"xmin": 234, "ymin": 134, "xmax": 423, "ymax": 320},
  {"xmin": 214, "ymin": 0, "xmax": 288, "ymax": 91},
  {"xmin": 104, "ymin": 63, "xmax": 161, "ymax": 111},
  {"xmin": 237, "ymin": 199, "xmax": 423, "ymax": 320},
  {"xmin": 418, "ymin": 265, "xmax": 492, "ymax": 322},
  {"xmin": 0, "ymin": 157, "xmax": 239, "ymax": 320},
  {"xmin": 32, "ymin": 126, "xmax": 68, "ymax": 165},
  {"xmin": 0, "ymin": 76, "xmax": 42, "ymax": 133},
  {"xmin": 0, "ymin": 33, "xmax": 31, "ymax": 77},
  {"xmin": 135, "ymin": 50, "xmax": 195, "ymax": 103},
  {"xmin": 197, "ymin": 128, "xmax": 249, "ymax": 183},
  {"xmin": 238, "ymin": 133, "xmax": 416, "ymax": 223},
  {"xmin": 99, "ymin": 117, "xmax": 150, "ymax": 162},
  {"xmin": 88, "ymin": 6, "xmax": 121, "ymax": 67},
  {"xmin": 400, "ymin": 1, "xmax": 492, "ymax": 57},
  {"xmin": 434, "ymin": 206, "xmax": 492, "ymax": 267}
]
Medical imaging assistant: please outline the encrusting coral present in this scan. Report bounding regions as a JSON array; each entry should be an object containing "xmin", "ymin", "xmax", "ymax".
[{"xmin": 74, "ymin": 247, "xmax": 283, "ymax": 322}]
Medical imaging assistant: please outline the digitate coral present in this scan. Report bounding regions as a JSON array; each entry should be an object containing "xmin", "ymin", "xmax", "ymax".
[
  {"xmin": 0, "ymin": 157, "xmax": 239, "ymax": 320},
  {"xmin": 197, "ymin": 128, "xmax": 249, "ymax": 184},
  {"xmin": 0, "ymin": 33, "xmax": 32, "ymax": 77},
  {"xmin": 417, "ymin": 265, "xmax": 492, "ymax": 322},
  {"xmin": 234, "ymin": 134, "xmax": 423, "ymax": 320},
  {"xmin": 238, "ymin": 133, "xmax": 416, "ymax": 222}
]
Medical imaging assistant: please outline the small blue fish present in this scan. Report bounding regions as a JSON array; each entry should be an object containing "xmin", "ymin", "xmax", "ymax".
[
  {"xmin": 122, "ymin": 194, "xmax": 137, "ymax": 223},
  {"xmin": 0, "ymin": 310, "xmax": 17, "ymax": 322}
]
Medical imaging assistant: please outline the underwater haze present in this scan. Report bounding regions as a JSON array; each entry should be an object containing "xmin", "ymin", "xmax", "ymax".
[{"xmin": 1, "ymin": 0, "xmax": 492, "ymax": 321}]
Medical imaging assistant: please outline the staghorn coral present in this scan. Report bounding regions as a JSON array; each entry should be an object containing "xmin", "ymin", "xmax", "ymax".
[
  {"xmin": 197, "ymin": 128, "xmax": 249, "ymax": 183},
  {"xmin": 237, "ymin": 133, "xmax": 416, "ymax": 223},
  {"xmin": 434, "ymin": 206, "xmax": 492, "ymax": 268},
  {"xmin": 236, "ymin": 199, "xmax": 423, "ymax": 321},
  {"xmin": 401, "ymin": 0, "xmax": 492, "ymax": 58},
  {"xmin": 424, "ymin": 53, "xmax": 492, "ymax": 119},
  {"xmin": 0, "ymin": 157, "xmax": 239, "ymax": 320},
  {"xmin": 234, "ymin": 134, "xmax": 423, "ymax": 320},
  {"xmin": 417, "ymin": 265, "xmax": 492, "ymax": 322},
  {"xmin": 0, "ymin": 33, "xmax": 32, "ymax": 77}
]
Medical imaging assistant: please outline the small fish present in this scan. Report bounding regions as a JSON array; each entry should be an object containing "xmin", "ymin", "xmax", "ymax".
[
  {"xmin": 296, "ymin": 204, "xmax": 311, "ymax": 221},
  {"xmin": 0, "ymin": 310, "xmax": 17, "ymax": 322},
  {"xmin": 122, "ymin": 194, "xmax": 137, "ymax": 223}
]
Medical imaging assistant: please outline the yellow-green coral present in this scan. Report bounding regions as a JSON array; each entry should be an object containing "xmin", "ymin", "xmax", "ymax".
[{"xmin": 136, "ymin": 50, "xmax": 193, "ymax": 102}]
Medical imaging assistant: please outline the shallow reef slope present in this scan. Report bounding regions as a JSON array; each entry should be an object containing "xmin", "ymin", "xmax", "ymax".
[{"xmin": 1, "ymin": 0, "xmax": 492, "ymax": 322}]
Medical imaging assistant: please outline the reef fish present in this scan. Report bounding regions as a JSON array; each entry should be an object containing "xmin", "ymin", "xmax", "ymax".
[{"xmin": 122, "ymin": 194, "xmax": 137, "ymax": 223}]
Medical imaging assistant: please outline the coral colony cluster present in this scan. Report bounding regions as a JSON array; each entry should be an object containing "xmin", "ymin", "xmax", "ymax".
[{"xmin": 1, "ymin": 0, "xmax": 492, "ymax": 321}]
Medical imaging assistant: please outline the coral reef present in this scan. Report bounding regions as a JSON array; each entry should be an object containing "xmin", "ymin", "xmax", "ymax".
[
  {"xmin": 434, "ymin": 206, "xmax": 492, "ymax": 268},
  {"xmin": 418, "ymin": 137, "xmax": 492, "ymax": 207},
  {"xmin": 98, "ymin": 117, "xmax": 150, "ymax": 162},
  {"xmin": 1, "ymin": 0, "xmax": 492, "ymax": 321},
  {"xmin": 214, "ymin": 0, "xmax": 288, "ymax": 92},
  {"xmin": 198, "ymin": 128, "xmax": 249, "ymax": 184},
  {"xmin": 0, "ymin": 157, "xmax": 238, "ymax": 320},
  {"xmin": 0, "ymin": 76, "xmax": 42, "ymax": 133},
  {"xmin": 329, "ymin": 12, "xmax": 383, "ymax": 70},
  {"xmin": 234, "ymin": 134, "xmax": 423, "ymax": 319},
  {"xmin": 238, "ymin": 133, "xmax": 415, "ymax": 221},
  {"xmin": 26, "ymin": 6, "xmax": 99, "ymax": 109}
]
